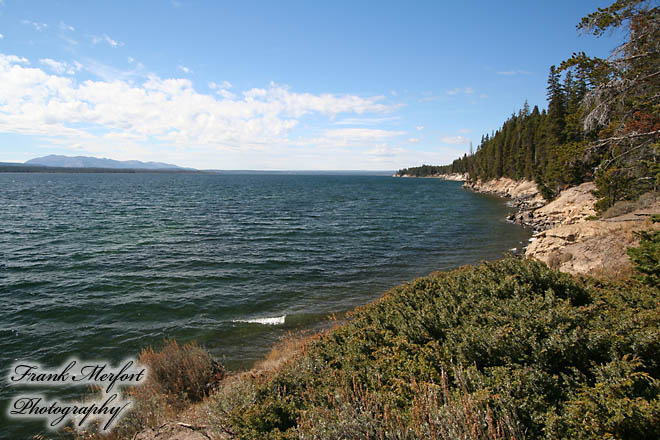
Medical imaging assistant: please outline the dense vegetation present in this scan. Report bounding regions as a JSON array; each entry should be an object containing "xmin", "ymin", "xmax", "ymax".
[
  {"xmin": 398, "ymin": 0, "xmax": 659, "ymax": 210},
  {"xmin": 77, "ymin": 258, "xmax": 660, "ymax": 440},
  {"xmin": 211, "ymin": 258, "xmax": 658, "ymax": 439}
]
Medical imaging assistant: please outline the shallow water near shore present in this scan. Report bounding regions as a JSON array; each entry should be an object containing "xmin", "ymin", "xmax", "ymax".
[{"xmin": 0, "ymin": 173, "xmax": 531, "ymax": 438}]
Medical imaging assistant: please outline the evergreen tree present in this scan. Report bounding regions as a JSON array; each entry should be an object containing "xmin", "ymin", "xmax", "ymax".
[{"xmin": 546, "ymin": 65, "xmax": 567, "ymax": 147}]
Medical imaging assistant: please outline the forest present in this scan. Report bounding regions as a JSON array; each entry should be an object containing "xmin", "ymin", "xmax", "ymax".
[{"xmin": 397, "ymin": 0, "xmax": 659, "ymax": 211}]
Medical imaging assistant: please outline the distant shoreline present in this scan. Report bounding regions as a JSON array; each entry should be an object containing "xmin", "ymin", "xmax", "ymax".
[
  {"xmin": 0, "ymin": 164, "xmax": 205, "ymax": 174},
  {"xmin": 394, "ymin": 172, "xmax": 467, "ymax": 181},
  {"xmin": 1, "ymin": 163, "xmax": 394, "ymax": 175}
]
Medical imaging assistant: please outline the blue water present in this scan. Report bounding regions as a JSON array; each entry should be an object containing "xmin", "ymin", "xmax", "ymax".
[{"xmin": 0, "ymin": 173, "xmax": 531, "ymax": 438}]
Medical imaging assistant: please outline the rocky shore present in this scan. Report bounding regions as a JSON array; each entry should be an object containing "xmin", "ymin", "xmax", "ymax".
[
  {"xmin": 463, "ymin": 178, "xmax": 546, "ymax": 230},
  {"xmin": 464, "ymin": 177, "xmax": 659, "ymax": 276},
  {"xmin": 396, "ymin": 172, "xmax": 468, "ymax": 181}
]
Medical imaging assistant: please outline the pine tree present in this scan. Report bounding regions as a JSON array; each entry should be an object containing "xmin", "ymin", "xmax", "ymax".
[{"xmin": 546, "ymin": 65, "xmax": 566, "ymax": 147}]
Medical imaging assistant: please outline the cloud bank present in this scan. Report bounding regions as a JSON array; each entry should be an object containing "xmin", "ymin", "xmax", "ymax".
[{"xmin": 0, "ymin": 53, "xmax": 391, "ymax": 154}]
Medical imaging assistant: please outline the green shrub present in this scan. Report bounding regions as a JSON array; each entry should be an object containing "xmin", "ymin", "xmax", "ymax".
[
  {"xmin": 225, "ymin": 259, "xmax": 660, "ymax": 439},
  {"xmin": 628, "ymin": 227, "xmax": 660, "ymax": 287},
  {"xmin": 553, "ymin": 356, "xmax": 660, "ymax": 440},
  {"xmin": 71, "ymin": 259, "xmax": 659, "ymax": 439}
]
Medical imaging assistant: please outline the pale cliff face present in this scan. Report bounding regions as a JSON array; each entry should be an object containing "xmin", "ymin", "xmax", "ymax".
[
  {"xmin": 526, "ymin": 183, "xmax": 659, "ymax": 277},
  {"xmin": 467, "ymin": 178, "xmax": 659, "ymax": 278},
  {"xmin": 464, "ymin": 178, "xmax": 540, "ymax": 200}
]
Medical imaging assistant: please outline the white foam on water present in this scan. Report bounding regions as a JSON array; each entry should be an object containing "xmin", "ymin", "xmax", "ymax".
[{"xmin": 233, "ymin": 315, "xmax": 286, "ymax": 325}]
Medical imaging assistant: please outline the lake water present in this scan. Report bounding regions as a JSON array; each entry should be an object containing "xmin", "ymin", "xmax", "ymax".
[{"xmin": 0, "ymin": 173, "xmax": 531, "ymax": 438}]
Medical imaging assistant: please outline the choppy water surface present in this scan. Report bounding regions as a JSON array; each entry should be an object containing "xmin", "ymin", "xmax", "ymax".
[{"xmin": 0, "ymin": 173, "xmax": 531, "ymax": 438}]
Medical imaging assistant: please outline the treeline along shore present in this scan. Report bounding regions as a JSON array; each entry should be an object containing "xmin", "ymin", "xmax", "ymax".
[{"xmin": 67, "ymin": 2, "xmax": 660, "ymax": 439}]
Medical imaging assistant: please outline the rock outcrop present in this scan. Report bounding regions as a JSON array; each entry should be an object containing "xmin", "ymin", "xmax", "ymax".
[
  {"xmin": 526, "ymin": 206, "xmax": 659, "ymax": 276},
  {"xmin": 464, "ymin": 177, "xmax": 540, "ymax": 200},
  {"xmin": 435, "ymin": 173, "xmax": 468, "ymax": 181},
  {"xmin": 464, "ymin": 177, "xmax": 659, "ymax": 277},
  {"xmin": 463, "ymin": 178, "xmax": 545, "ymax": 229},
  {"xmin": 529, "ymin": 182, "xmax": 598, "ymax": 231},
  {"xmin": 396, "ymin": 173, "xmax": 468, "ymax": 181},
  {"xmin": 525, "ymin": 184, "xmax": 659, "ymax": 276}
]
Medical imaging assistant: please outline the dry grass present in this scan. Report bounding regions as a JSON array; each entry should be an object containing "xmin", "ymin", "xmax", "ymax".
[
  {"xmin": 71, "ymin": 340, "xmax": 223, "ymax": 440},
  {"xmin": 137, "ymin": 340, "xmax": 224, "ymax": 407},
  {"xmin": 251, "ymin": 330, "xmax": 318, "ymax": 375},
  {"xmin": 296, "ymin": 367, "xmax": 525, "ymax": 440},
  {"xmin": 601, "ymin": 191, "xmax": 660, "ymax": 219}
]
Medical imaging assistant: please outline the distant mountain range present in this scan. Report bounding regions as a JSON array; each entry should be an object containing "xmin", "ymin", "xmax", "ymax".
[{"xmin": 25, "ymin": 155, "xmax": 189, "ymax": 170}]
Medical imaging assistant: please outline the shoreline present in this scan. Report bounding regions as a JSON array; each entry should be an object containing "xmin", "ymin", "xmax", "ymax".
[
  {"xmin": 394, "ymin": 172, "xmax": 467, "ymax": 181},
  {"xmin": 462, "ymin": 177, "xmax": 659, "ymax": 277},
  {"xmin": 462, "ymin": 178, "xmax": 547, "ymax": 232}
]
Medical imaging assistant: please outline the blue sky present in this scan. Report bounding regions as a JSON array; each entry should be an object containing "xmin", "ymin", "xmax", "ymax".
[{"xmin": 0, "ymin": 0, "xmax": 621, "ymax": 170}]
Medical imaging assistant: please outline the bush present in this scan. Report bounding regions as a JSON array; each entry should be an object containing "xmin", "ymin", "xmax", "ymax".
[
  {"xmin": 628, "ymin": 227, "xmax": 660, "ymax": 287},
  {"xmin": 602, "ymin": 191, "xmax": 660, "ymax": 219},
  {"xmin": 297, "ymin": 367, "xmax": 525, "ymax": 440},
  {"xmin": 73, "ymin": 340, "xmax": 224, "ymax": 440},
  {"xmin": 551, "ymin": 356, "xmax": 660, "ymax": 440},
  {"xmin": 138, "ymin": 339, "xmax": 224, "ymax": 407},
  {"xmin": 225, "ymin": 259, "xmax": 660, "ymax": 439}
]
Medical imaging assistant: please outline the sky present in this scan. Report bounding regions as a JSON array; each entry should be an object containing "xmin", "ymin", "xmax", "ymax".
[{"xmin": 0, "ymin": 0, "xmax": 623, "ymax": 170}]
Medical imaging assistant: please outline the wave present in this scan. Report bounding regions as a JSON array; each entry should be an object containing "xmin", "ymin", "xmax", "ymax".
[{"xmin": 233, "ymin": 315, "xmax": 286, "ymax": 326}]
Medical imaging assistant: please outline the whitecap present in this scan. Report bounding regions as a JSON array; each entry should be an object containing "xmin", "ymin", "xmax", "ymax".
[{"xmin": 233, "ymin": 315, "xmax": 286, "ymax": 325}]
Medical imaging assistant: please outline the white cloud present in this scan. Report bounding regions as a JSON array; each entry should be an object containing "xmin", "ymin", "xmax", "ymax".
[
  {"xmin": 447, "ymin": 87, "xmax": 474, "ymax": 96},
  {"xmin": 333, "ymin": 116, "xmax": 399, "ymax": 126},
  {"xmin": 0, "ymin": 34, "xmax": 4, "ymax": 39},
  {"xmin": 4, "ymin": 55, "xmax": 29, "ymax": 64},
  {"xmin": 419, "ymin": 91, "xmax": 440, "ymax": 102},
  {"xmin": 458, "ymin": 128, "xmax": 471, "ymax": 134},
  {"xmin": 59, "ymin": 22, "xmax": 75, "ymax": 32},
  {"xmin": 366, "ymin": 145, "xmax": 407, "ymax": 157},
  {"xmin": 296, "ymin": 128, "xmax": 404, "ymax": 150},
  {"xmin": 209, "ymin": 80, "xmax": 232, "ymax": 90},
  {"xmin": 356, "ymin": 145, "xmax": 464, "ymax": 170},
  {"xmin": 92, "ymin": 34, "xmax": 123, "ymax": 48},
  {"xmin": 178, "ymin": 65, "xmax": 192, "ymax": 74},
  {"xmin": 217, "ymin": 89, "xmax": 235, "ymax": 99},
  {"xmin": 127, "ymin": 57, "xmax": 135, "ymax": 63},
  {"xmin": 496, "ymin": 70, "xmax": 531, "ymax": 76},
  {"xmin": 441, "ymin": 135, "xmax": 470, "ymax": 145},
  {"xmin": 416, "ymin": 125, "xmax": 424, "ymax": 131},
  {"xmin": 79, "ymin": 58, "xmax": 144, "ymax": 82},
  {"xmin": 479, "ymin": 93, "xmax": 488, "ymax": 99},
  {"xmin": 209, "ymin": 80, "xmax": 235, "ymax": 99},
  {"xmin": 21, "ymin": 20, "xmax": 48, "ymax": 31},
  {"xmin": 39, "ymin": 58, "xmax": 81, "ymax": 75},
  {"xmin": 0, "ymin": 53, "xmax": 392, "ymax": 157},
  {"xmin": 59, "ymin": 34, "xmax": 79, "ymax": 47},
  {"xmin": 323, "ymin": 128, "xmax": 404, "ymax": 140},
  {"xmin": 408, "ymin": 137, "xmax": 420, "ymax": 143}
]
